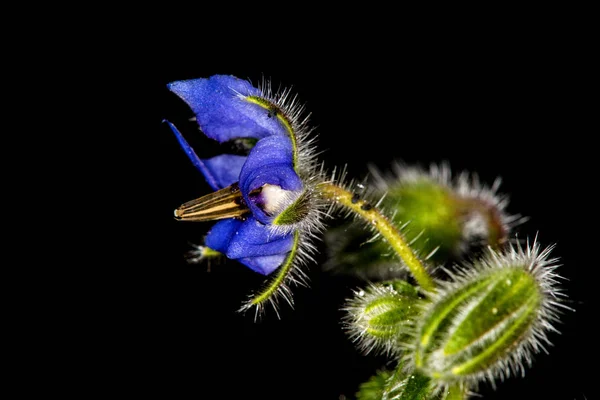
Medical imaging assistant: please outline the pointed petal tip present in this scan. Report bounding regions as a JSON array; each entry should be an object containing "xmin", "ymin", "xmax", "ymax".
[
  {"xmin": 166, "ymin": 80, "xmax": 181, "ymax": 91},
  {"xmin": 162, "ymin": 119, "xmax": 177, "ymax": 131},
  {"xmin": 166, "ymin": 79, "xmax": 192, "ymax": 96}
]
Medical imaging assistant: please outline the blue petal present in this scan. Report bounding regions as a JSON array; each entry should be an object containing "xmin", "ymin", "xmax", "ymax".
[
  {"xmin": 225, "ymin": 218, "xmax": 294, "ymax": 259},
  {"xmin": 164, "ymin": 119, "xmax": 208, "ymax": 177},
  {"xmin": 200, "ymin": 155, "xmax": 246, "ymax": 190},
  {"xmin": 238, "ymin": 254, "xmax": 288, "ymax": 276},
  {"xmin": 167, "ymin": 75, "xmax": 288, "ymax": 142},
  {"xmin": 164, "ymin": 120, "xmax": 246, "ymax": 190},
  {"xmin": 204, "ymin": 217, "xmax": 294, "ymax": 276},
  {"xmin": 204, "ymin": 219, "xmax": 243, "ymax": 253},
  {"xmin": 239, "ymin": 136, "xmax": 303, "ymax": 224}
]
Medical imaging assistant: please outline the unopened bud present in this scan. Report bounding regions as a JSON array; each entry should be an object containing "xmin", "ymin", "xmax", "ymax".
[
  {"xmin": 345, "ymin": 280, "xmax": 422, "ymax": 355},
  {"xmin": 414, "ymin": 240, "xmax": 564, "ymax": 387}
]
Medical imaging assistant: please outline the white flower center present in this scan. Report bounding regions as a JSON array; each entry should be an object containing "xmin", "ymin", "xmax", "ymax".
[{"xmin": 261, "ymin": 184, "xmax": 296, "ymax": 215}]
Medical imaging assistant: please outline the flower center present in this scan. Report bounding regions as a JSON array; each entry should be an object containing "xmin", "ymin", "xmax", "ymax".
[{"xmin": 257, "ymin": 184, "xmax": 299, "ymax": 216}]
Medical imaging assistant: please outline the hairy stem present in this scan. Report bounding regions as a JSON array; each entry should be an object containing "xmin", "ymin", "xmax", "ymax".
[{"xmin": 319, "ymin": 182, "xmax": 436, "ymax": 292}]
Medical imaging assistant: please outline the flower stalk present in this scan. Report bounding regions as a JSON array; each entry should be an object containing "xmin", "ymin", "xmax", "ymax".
[{"xmin": 319, "ymin": 181, "xmax": 436, "ymax": 292}]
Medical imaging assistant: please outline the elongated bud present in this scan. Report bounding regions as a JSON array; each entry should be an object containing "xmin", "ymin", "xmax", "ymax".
[
  {"xmin": 413, "ymin": 239, "xmax": 564, "ymax": 388},
  {"xmin": 344, "ymin": 280, "xmax": 422, "ymax": 355}
]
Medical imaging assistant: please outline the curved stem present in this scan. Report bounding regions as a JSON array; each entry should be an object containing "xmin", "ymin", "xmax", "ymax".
[{"xmin": 319, "ymin": 182, "xmax": 436, "ymax": 292}]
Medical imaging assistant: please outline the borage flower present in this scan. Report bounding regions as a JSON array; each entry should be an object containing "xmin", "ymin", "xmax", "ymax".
[{"xmin": 164, "ymin": 75, "xmax": 325, "ymax": 316}]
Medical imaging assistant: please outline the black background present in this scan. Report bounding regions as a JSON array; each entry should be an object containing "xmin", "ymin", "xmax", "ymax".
[{"xmin": 111, "ymin": 27, "xmax": 596, "ymax": 400}]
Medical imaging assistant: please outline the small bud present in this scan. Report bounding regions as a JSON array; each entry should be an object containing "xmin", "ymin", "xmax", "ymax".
[
  {"xmin": 344, "ymin": 280, "xmax": 423, "ymax": 355},
  {"xmin": 413, "ymin": 240, "xmax": 564, "ymax": 387}
]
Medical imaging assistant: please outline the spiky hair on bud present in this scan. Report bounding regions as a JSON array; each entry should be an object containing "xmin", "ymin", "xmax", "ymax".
[
  {"xmin": 410, "ymin": 237, "xmax": 569, "ymax": 391},
  {"xmin": 233, "ymin": 79, "xmax": 330, "ymax": 319},
  {"xmin": 342, "ymin": 280, "xmax": 424, "ymax": 356}
]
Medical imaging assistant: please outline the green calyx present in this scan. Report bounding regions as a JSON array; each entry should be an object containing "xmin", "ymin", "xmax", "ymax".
[
  {"xmin": 272, "ymin": 189, "xmax": 313, "ymax": 226},
  {"xmin": 415, "ymin": 265, "xmax": 541, "ymax": 382}
]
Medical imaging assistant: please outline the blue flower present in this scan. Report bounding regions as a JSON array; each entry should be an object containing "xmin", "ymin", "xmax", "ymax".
[{"xmin": 165, "ymin": 75, "xmax": 317, "ymax": 276}]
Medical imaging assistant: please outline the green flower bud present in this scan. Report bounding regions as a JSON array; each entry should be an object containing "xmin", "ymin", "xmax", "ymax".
[
  {"xmin": 344, "ymin": 280, "xmax": 422, "ymax": 355},
  {"xmin": 324, "ymin": 163, "xmax": 522, "ymax": 279},
  {"xmin": 413, "ymin": 240, "xmax": 564, "ymax": 387},
  {"xmin": 375, "ymin": 163, "xmax": 519, "ymax": 263}
]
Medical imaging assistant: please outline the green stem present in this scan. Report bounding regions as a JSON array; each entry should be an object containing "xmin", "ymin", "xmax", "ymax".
[{"xmin": 319, "ymin": 182, "xmax": 436, "ymax": 292}]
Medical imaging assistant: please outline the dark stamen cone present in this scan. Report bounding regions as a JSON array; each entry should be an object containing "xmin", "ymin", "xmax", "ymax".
[{"xmin": 174, "ymin": 182, "xmax": 250, "ymax": 222}]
